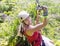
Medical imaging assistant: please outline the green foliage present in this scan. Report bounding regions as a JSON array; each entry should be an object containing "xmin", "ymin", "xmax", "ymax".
[{"xmin": 0, "ymin": 0, "xmax": 60, "ymax": 46}]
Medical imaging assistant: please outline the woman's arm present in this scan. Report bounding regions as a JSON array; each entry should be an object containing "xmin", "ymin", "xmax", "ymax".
[
  {"xmin": 35, "ymin": 10, "xmax": 41, "ymax": 24},
  {"xmin": 27, "ymin": 6, "xmax": 48, "ymax": 33},
  {"xmin": 30, "ymin": 18, "xmax": 47, "ymax": 32}
]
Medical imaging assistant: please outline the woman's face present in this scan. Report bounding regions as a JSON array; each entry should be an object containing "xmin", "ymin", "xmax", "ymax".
[{"xmin": 24, "ymin": 16, "xmax": 32, "ymax": 25}]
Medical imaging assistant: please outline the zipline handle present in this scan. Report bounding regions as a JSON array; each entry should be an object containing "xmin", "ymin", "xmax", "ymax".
[
  {"xmin": 36, "ymin": 0, "xmax": 42, "ymax": 10},
  {"xmin": 36, "ymin": 0, "xmax": 40, "ymax": 5}
]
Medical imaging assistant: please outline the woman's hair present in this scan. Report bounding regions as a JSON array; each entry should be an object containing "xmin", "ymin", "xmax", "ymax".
[
  {"xmin": 22, "ymin": 21, "xmax": 29, "ymax": 26},
  {"xmin": 20, "ymin": 24, "xmax": 24, "ymax": 35},
  {"xmin": 20, "ymin": 20, "xmax": 29, "ymax": 35}
]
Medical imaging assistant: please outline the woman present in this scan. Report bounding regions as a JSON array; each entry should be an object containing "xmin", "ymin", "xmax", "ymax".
[{"xmin": 17, "ymin": 6, "xmax": 48, "ymax": 46}]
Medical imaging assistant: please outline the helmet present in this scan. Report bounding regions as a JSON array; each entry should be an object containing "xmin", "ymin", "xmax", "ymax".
[{"xmin": 18, "ymin": 11, "xmax": 29, "ymax": 21}]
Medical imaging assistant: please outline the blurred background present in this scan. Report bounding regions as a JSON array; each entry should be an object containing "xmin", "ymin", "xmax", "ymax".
[{"xmin": 0, "ymin": 0, "xmax": 60, "ymax": 46}]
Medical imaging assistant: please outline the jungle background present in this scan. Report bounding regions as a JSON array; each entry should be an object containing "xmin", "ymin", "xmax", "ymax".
[{"xmin": 0, "ymin": 0, "xmax": 60, "ymax": 46}]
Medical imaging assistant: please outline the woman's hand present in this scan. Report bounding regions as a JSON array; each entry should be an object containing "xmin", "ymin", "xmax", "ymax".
[
  {"xmin": 36, "ymin": 10, "xmax": 41, "ymax": 24},
  {"xmin": 35, "ymin": 5, "xmax": 42, "ymax": 24}
]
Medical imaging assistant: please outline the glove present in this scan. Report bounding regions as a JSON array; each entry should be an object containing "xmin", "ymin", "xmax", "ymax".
[
  {"xmin": 41, "ymin": 6, "xmax": 48, "ymax": 16},
  {"xmin": 43, "ymin": 9, "xmax": 48, "ymax": 16}
]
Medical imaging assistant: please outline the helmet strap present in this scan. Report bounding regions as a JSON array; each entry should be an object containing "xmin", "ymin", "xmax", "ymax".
[{"xmin": 22, "ymin": 21, "xmax": 29, "ymax": 27}]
